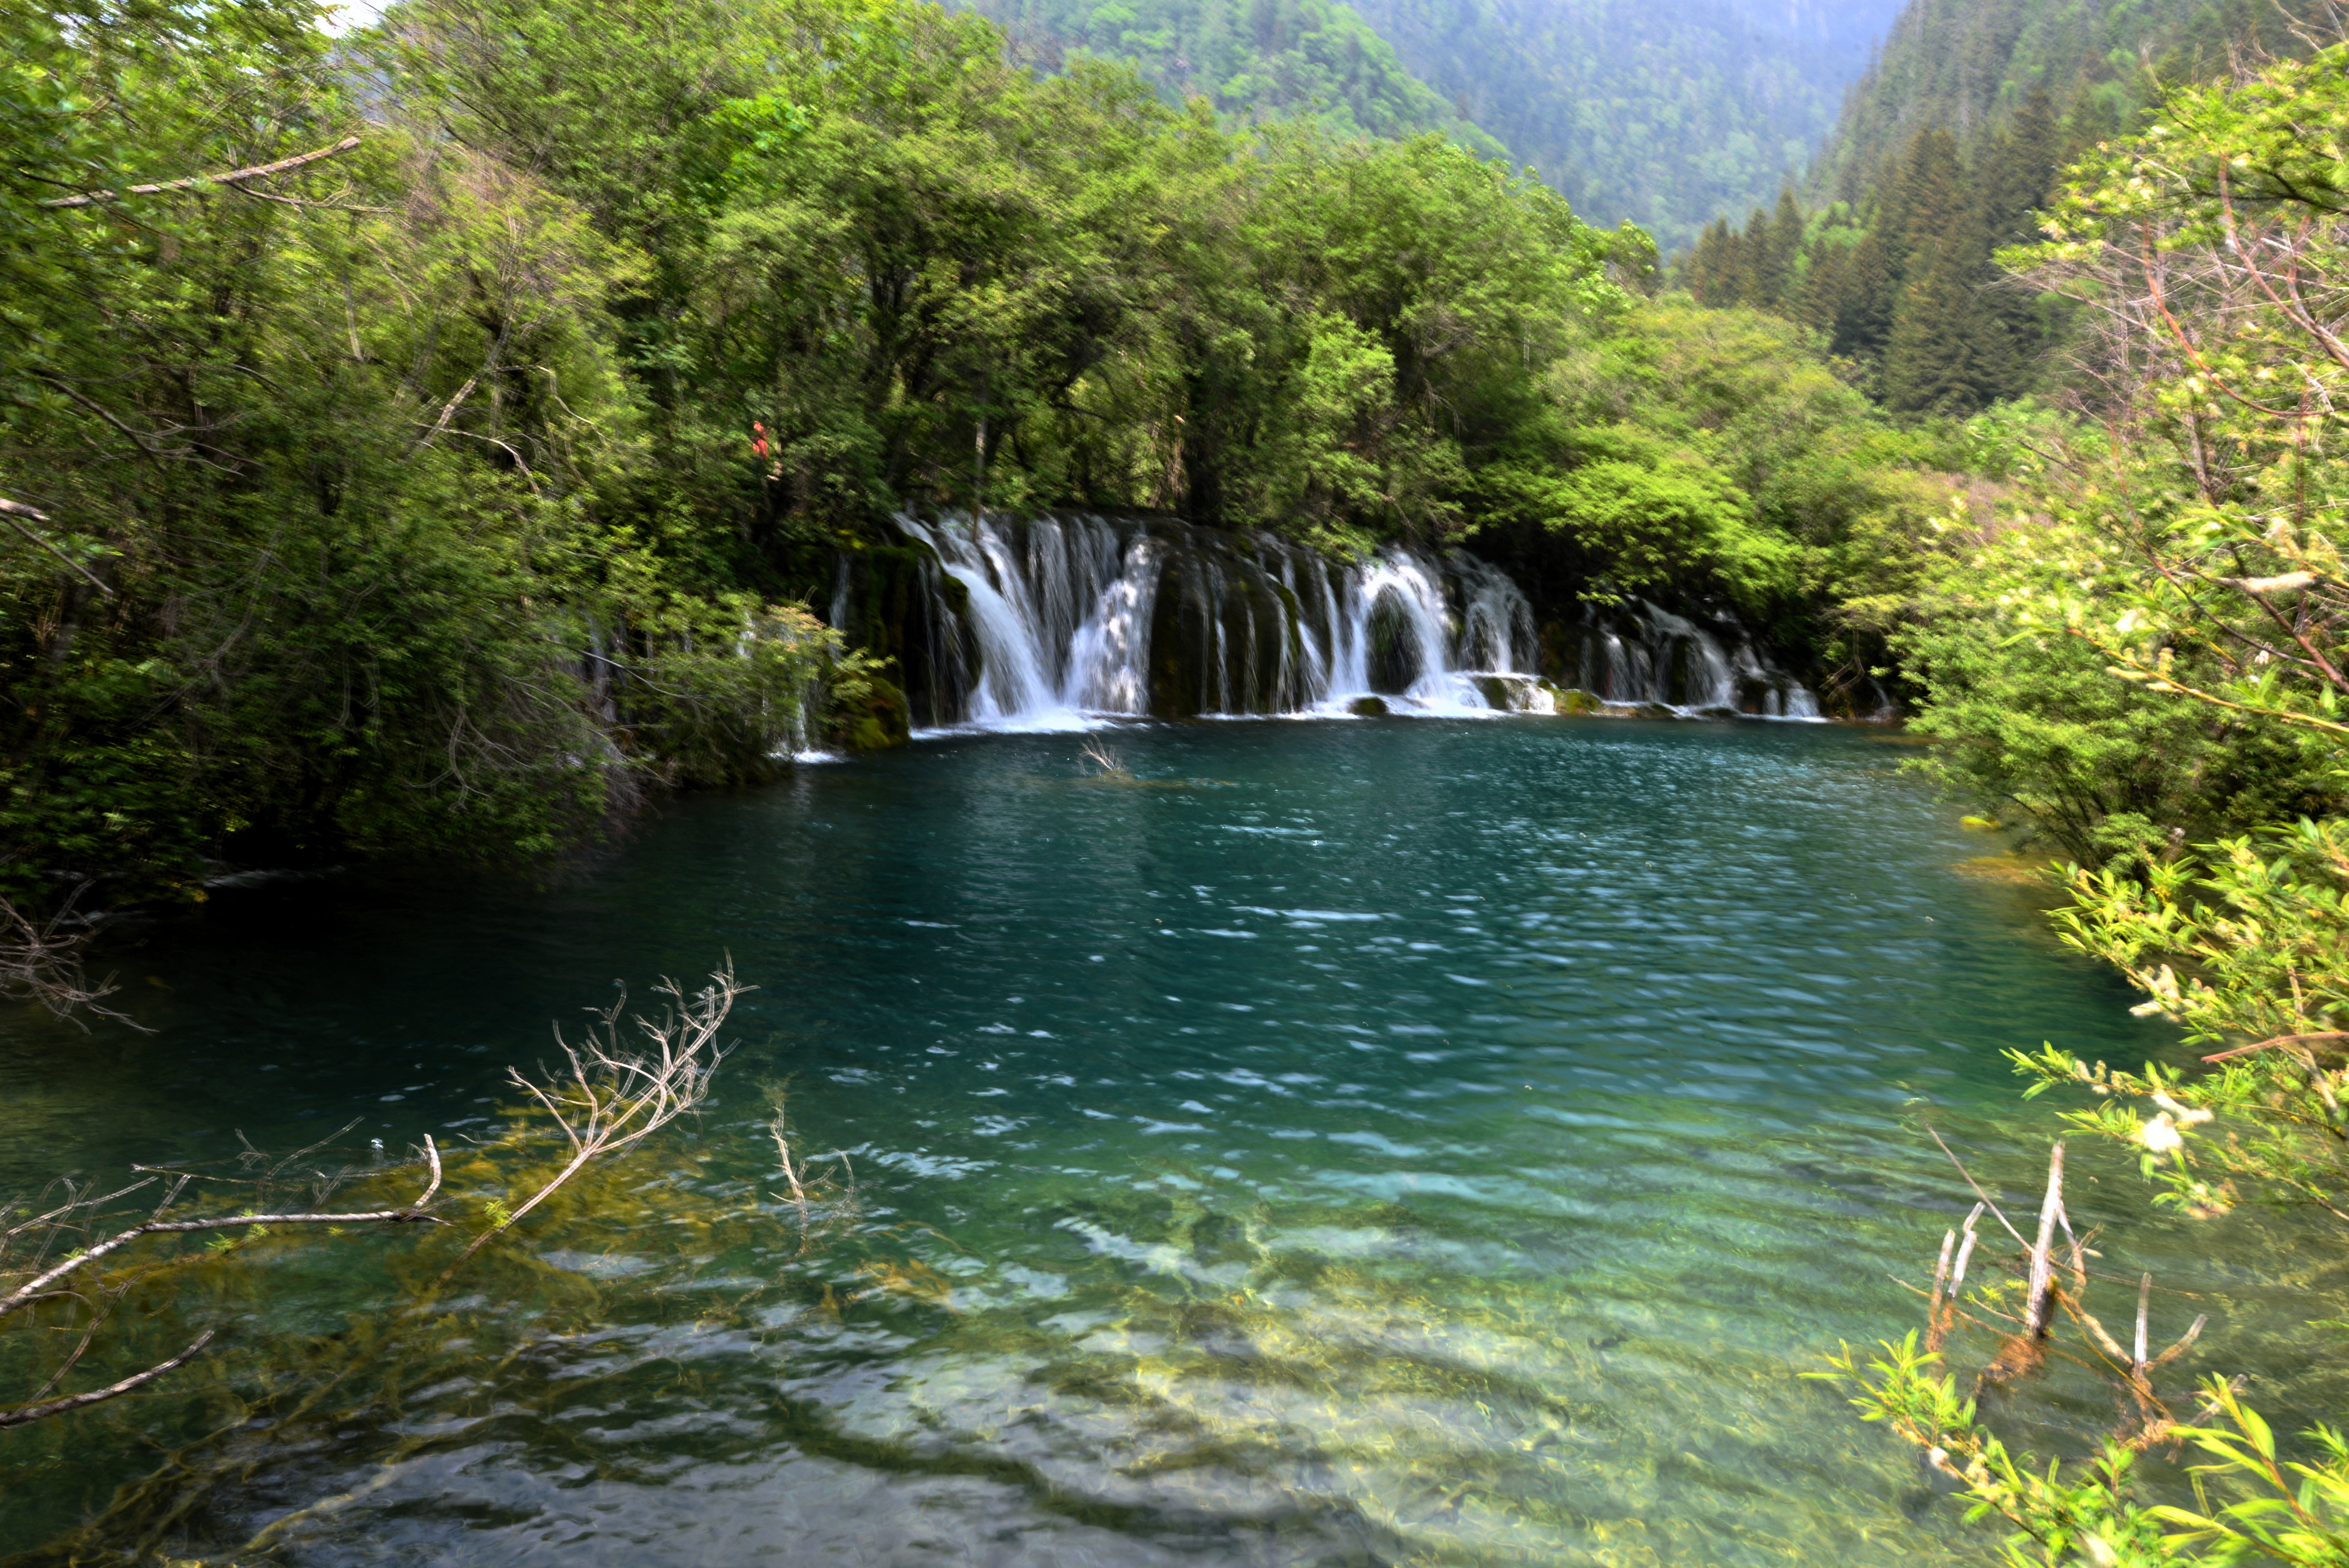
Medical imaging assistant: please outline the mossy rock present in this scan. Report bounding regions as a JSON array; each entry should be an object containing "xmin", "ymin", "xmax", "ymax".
[
  {"xmin": 827, "ymin": 676, "xmax": 911, "ymax": 750},
  {"xmin": 1365, "ymin": 592, "xmax": 1422, "ymax": 695},
  {"xmin": 1348, "ymin": 695, "xmax": 1391, "ymax": 717},
  {"xmin": 1548, "ymin": 684, "xmax": 1604, "ymax": 715}
]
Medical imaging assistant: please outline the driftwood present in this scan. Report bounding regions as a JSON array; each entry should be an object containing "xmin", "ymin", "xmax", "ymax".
[
  {"xmin": 0, "ymin": 888, "xmax": 142, "ymax": 1027},
  {"xmin": 0, "ymin": 961, "xmax": 745, "ymax": 1427},
  {"xmin": 0, "ymin": 1136, "xmax": 442, "ymax": 1429},
  {"xmin": 0, "ymin": 1139, "xmax": 441, "ymax": 1324}
]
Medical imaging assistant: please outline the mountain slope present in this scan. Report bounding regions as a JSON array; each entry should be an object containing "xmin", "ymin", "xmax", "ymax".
[
  {"xmin": 1344, "ymin": 0, "xmax": 1907, "ymax": 248},
  {"xmin": 965, "ymin": 0, "xmax": 1908, "ymax": 248},
  {"xmin": 970, "ymin": 0, "xmax": 1504, "ymax": 157},
  {"xmin": 1812, "ymin": 0, "xmax": 2310, "ymax": 197}
]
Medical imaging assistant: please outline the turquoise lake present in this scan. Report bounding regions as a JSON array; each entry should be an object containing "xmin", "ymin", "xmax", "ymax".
[{"xmin": 2, "ymin": 718, "xmax": 2326, "ymax": 1567}]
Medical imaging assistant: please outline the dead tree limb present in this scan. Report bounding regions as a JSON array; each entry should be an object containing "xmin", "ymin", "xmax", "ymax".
[
  {"xmin": 443, "ymin": 966, "xmax": 744, "ymax": 1278},
  {"xmin": 0, "ymin": 1329, "xmax": 216, "ymax": 1427},
  {"xmin": 0, "ymin": 497, "xmax": 112, "ymax": 594},
  {"xmin": 0, "ymin": 1137, "xmax": 440, "ymax": 1320},
  {"xmin": 39, "ymin": 136, "xmax": 364, "ymax": 208},
  {"xmin": 2026, "ymin": 1143, "xmax": 2067, "ymax": 1338},
  {"xmin": 0, "ymin": 890, "xmax": 140, "ymax": 1028}
]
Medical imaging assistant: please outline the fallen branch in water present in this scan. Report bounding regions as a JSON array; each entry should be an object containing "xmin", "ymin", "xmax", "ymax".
[
  {"xmin": 0, "ymin": 887, "xmax": 141, "ymax": 1029},
  {"xmin": 0, "ymin": 1329, "xmax": 217, "ymax": 1429},
  {"xmin": 0, "ymin": 1138, "xmax": 442, "ymax": 1321},
  {"xmin": 444, "ymin": 962, "xmax": 745, "ymax": 1278},
  {"xmin": 0, "ymin": 960, "xmax": 745, "ymax": 1428}
]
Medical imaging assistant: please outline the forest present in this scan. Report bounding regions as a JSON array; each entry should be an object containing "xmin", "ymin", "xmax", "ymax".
[
  {"xmin": 0, "ymin": 0, "xmax": 1958, "ymax": 925},
  {"xmin": 5, "ymin": 0, "xmax": 2349, "ymax": 1561}
]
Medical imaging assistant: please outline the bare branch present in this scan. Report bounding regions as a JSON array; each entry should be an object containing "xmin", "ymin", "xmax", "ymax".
[
  {"xmin": 0, "ymin": 891, "xmax": 143, "ymax": 1029},
  {"xmin": 0, "ymin": 1202, "xmax": 444, "ymax": 1319},
  {"xmin": 443, "ymin": 964, "xmax": 746, "ymax": 1278},
  {"xmin": 39, "ymin": 136, "xmax": 364, "ymax": 208},
  {"xmin": 2203, "ymin": 1030, "xmax": 2349, "ymax": 1062},
  {"xmin": 0, "ymin": 1329, "xmax": 216, "ymax": 1427},
  {"xmin": 0, "ymin": 497, "xmax": 113, "ymax": 594},
  {"xmin": 2026, "ymin": 1144, "xmax": 2066, "ymax": 1338}
]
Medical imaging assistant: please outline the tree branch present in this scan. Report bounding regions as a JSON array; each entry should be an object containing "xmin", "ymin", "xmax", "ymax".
[
  {"xmin": 0, "ymin": 497, "xmax": 112, "ymax": 595},
  {"xmin": 0, "ymin": 1138, "xmax": 442, "ymax": 1320},
  {"xmin": 39, "ymin": 136, "xmax": 364, "ymax": 208},
  {"xmin": 0, "ymin": 1329, "xmax": 216, "ymax": 1427}
]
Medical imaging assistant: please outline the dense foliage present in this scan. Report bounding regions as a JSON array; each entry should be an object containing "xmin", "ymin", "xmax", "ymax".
[
  {"xmin": 1823, "ymin": 33, "xmax": 2349, "ymax": 1564},
  {"xmin": 1675, "ymin": 0, "xmax": 2331, "ymax": 417},
  {"xmin": 0, "ymin": 0, "xmax": 1940, "ymax": 916},
  {"xmin": 1811, "ymin": 0, "xmax": 2307, "ymax": 205},
  {"xmin": 961, "ymin": 0, "xmax": 1907, "ymax": 251},
  {"xmin": 1681, "ymin": 104, "xmax": 2072, "ymax": 413}
]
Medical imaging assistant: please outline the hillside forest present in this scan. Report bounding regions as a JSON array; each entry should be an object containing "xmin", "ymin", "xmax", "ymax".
[{"xmin": 963, "ymin": 0, "xmax": 1909, "ymax": 249}]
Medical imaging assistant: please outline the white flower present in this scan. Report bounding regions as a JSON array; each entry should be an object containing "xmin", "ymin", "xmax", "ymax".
[{"xmin": 2138, "ymin": 1113, "xmax": 2184, "ymax": 1155}]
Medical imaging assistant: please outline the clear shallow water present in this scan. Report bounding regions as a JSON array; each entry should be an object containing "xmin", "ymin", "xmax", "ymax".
[{"xmin": 0, "ymin": 720, "xmax": 2326, "ymax": 1566}]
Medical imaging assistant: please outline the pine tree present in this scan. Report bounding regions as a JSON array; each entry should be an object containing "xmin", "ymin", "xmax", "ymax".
[
  {"xmin": 1883, "ymin": 215, "xmax": 2014, "ymax": 416},
  {"xmin": 1793, "ymin": 239, "xmax": 1846, "ymax": 341},
  {"xmin": 1833, "ymin": 227, "xmax": 1896, "ymax": 367},
  {"xmin": 1966, "ymin": 89, "xmax": 2060, "ymax": 399},
  {"xmin": 1988, "ymin": 88, "xmax": 2061, "ymax": 243},
  {"xmin": 1736, "ymin": 205, "xmax": 1772, "ymax": 305},
  {"xmin": 1685, "ymin": 217, "xmax": 1736, "ymax": 304},
  {"xmin": 1752, "ymin": 185, "xmax": 1801, "ymax": 310},
  {"xmin": 1893, "ymin": 127, "xmax": 1965, "ymax": 274}
]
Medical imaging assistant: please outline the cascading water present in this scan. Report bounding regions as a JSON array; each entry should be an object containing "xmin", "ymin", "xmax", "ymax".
[{"xmin": 868, "ymin": 513, "xmax": 1820, "ymax": 729}]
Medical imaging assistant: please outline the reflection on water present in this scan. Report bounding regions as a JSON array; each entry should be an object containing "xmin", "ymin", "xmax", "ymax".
[{"xmin": 0, "ymin": 720, "xmax": 2329, "ymax": 1565}]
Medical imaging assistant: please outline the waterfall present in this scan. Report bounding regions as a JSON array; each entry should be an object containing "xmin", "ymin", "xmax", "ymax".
[{"xmin": 866, "ymin": 514, "xmax": 1820, "ymax": 729}]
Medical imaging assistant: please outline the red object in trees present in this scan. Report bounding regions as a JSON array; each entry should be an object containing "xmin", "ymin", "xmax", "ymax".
[{"xmin": 751, "ymin": 421, "xmax": 770, "ymax": 461}]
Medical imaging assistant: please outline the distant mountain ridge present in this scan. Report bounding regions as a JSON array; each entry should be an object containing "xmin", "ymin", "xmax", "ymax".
[
  {"xmin": 959, "ymin": 0, "xmax": 1907, "ymax": 249},
  {"xmin": 1809, "ymin": 0, "xmax": 2312, "ymax": 199},
  {"xmin": 1343, "ymin": 0, "xmax": 1906, "ymax": 248}
]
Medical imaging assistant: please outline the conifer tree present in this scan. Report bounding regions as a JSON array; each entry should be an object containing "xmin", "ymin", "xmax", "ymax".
[
  {"xmin": 1686, "ymin": 217, "xmax": 1736, "ymax": 304},
  {"xmin": 1736, "ymin": 204, "xmax": 1772, "ymax": 305},
  {"xmin": 1833, "ymin": 228, "xmax": 1896, "ymax": 368},
  {"xmin": 1793, "ymin": 239, "xmax": 1846, "ymax": 340},
  {"xmin": 1883, "ymin": 207, "xmax": 2013, "ymax": 415},
  {"xmin": 1987, "ymin": 88, "xmax": 2060, "ymax": 242},
  {"xmin": 1893, "ymin": 128, "xmax": 1965, "ymax": 273},
  {"xmin": 1753, "ymin": 185, "xmax": 1801, "ymax": 309}
]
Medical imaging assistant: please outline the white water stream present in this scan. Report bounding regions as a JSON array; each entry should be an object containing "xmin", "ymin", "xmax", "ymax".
[{"xmin": 891, "ymin": 514, "xmax": 1819, "ymax": 730}]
